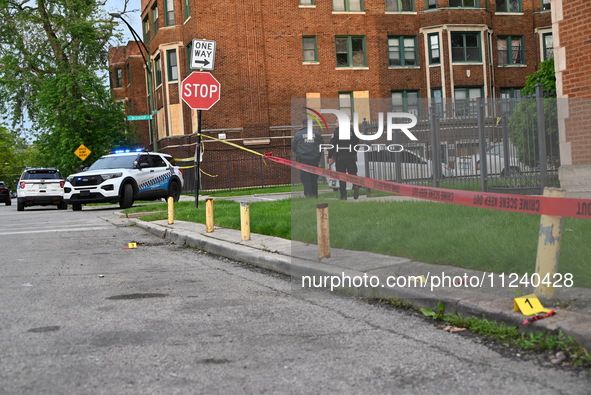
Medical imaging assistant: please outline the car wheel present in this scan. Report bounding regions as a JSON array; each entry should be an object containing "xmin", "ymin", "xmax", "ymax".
[
  {"xmin": 17, "ymin": 201, "xmax": 24, "ymax": 211},
  {"xmin": 72, "ymin": 203, "xmax": 82, "ymax": 211},
  {"xmin": 58, "ymin": 202, "xmax": 67, "ymax": 210},
  {"xmin": 168, "ymin": 181, "xmax": 181, "ymax": 202},
  {"xmin": 119, "ymin": 183, "xmax": 134, "ymax": 209},
  {"xmin": 6, "ymin": 199, "xmax": 11, "ymax": 206},
  {"xmin": 502, "ymin": 167, "xmax": 521, "ymax": 177}
]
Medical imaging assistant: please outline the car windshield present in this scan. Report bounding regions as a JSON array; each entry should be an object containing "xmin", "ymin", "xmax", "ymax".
[
  {"xmin": 488, "ymin": 145, "xmax": 504, "ymax": 156},
  {"xmin": 22, "ymin": 170, "xmax": 62, "ymax": 180},
  {"xmin": 88, "ymin": 155, "xmax": 137, "ymax": 170}
]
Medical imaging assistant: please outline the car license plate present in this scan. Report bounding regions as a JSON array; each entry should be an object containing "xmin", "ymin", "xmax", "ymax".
[{"xmin": 80, "ymin": 190, "xmax": 91, "ymax": 197}]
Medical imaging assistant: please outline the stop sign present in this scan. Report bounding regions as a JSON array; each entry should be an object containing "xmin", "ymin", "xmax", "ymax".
[{"xmin": 181, "ymin": 72, "xmax": 221, "ymax": 110}]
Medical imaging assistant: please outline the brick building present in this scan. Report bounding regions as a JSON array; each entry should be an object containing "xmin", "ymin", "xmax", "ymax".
[
  {"xmin": 108, "ymin": 43, "xmax": 151, "ymax": 148},
  {"xmin": 552, "ymin": 0, "xmax": 591, "ymax": 197},
  {"xmin": 109, "ymin": 0, "xmax": 555, "ymax": 189}
]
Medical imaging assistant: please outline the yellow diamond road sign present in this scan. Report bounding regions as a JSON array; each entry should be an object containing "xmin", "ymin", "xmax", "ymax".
[{"xmin": 75, "ymin": 144, "xmax": 91, "ymax": 161}]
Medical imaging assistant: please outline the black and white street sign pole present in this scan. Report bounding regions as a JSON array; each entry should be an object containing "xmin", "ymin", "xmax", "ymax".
[{"xmin": 186, "ymin": 39, "xmax": 217, "ymax": 208}]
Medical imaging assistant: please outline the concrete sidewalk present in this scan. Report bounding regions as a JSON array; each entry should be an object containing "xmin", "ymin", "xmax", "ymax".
[{"xmin": 107, "ymin": 212, "xmax": 591, "ymax": 351}]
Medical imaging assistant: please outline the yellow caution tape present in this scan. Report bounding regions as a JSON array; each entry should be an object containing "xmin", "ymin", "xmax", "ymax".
[
  {"xmin": 198, "ymin": 133, "xmax": 267, "ymax": 164},
  {"xmin": 200, "ymin": 168, "xmax": 218, "ymax": 178}
]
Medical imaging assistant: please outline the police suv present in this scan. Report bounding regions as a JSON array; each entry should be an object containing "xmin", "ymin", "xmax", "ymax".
[
  {"xmin": 17, "ymin": 167, "xmax": 67, "ymax": 211},
  {"xmin": 64, "ymin": 150, "xmax": 184, "ymax": 211}
]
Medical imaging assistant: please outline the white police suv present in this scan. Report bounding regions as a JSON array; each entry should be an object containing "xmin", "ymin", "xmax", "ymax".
[
  {"xmin": 64, "ymin": 150, "xmax": 184, "ymax": 211},
  {"xmin": 16, "ymin": 167, "xmax": 67, "ymax": 211}
]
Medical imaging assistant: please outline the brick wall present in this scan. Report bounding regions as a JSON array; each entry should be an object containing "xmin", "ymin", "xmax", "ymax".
[
  {"xmin": 124, "ymin": 0, "xmax": 556, "ymax": 189},
  {"xmin": 553, "ymin": 0, "xmax": 591, "ymax": 196}
]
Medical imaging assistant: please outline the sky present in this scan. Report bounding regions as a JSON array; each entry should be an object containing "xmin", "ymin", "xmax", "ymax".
[{"xmin": 105, "ymin": 0, "xmax": 143, "ymax": 45}]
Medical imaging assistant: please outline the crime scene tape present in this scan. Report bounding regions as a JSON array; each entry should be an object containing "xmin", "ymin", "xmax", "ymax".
[{"xmin": 263, "ymin": 154, "xmax": 591, "ymax": 220}]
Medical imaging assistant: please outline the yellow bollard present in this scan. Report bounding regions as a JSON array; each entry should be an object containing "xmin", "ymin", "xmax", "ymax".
[
  {"xmin": 534, "ymin": 187, "xmax": 566, "ymax": 299},
  {"xmin": 167, "ymin": 196, "xmax": 174, "ymax": 225},
  {"xmin": 317, "ymin": 203, "xmax": 330, "ymax": 260},
  {"xmin": 205, "ymin": 198, "xmax": 214, "ymax": 233},
  {"xmin": 240, "ymin": 202, "xmax": 250, "ymax": 241}
]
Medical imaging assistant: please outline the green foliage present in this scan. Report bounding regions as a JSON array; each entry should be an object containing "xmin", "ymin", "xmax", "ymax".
[
  {"xmin": 419, "ymin": 301, "xmax": 446, "ymax": 320},
  {"xmin": 0, "ymin": 0, "xmax": 136, "ymax": 175},
  {"xmin": 0, "ymin": 126, "xmax": 36, "ymax": 189},
  {"xmin": 508, "ymin": 59, "xmax": 559, "ymax": 169}
]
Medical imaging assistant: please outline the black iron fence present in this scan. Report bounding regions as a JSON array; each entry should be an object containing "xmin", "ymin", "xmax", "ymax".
[{"xmin": 360, "ymin": 85, "xmax": 559, "ymax": 194}]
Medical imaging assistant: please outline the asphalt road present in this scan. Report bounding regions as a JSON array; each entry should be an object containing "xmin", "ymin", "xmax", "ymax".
[{"xmin": 0, "ymin": 201, "xmax": 590, "ymax": 394}]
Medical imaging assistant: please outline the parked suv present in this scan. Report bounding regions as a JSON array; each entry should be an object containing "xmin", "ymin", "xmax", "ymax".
[
  {"xmin": 17, "ymin": 168, "xmax": 67, "ymax": 211},
  {"xmin": 454, "ymin": 143, "xmax": 528, "ymax": 177},
  {"xmin": 0, "ymin": 181, "xmax": 11, "ymax": 206},
  {"xmin": 64, "ymin": 151, "xmax": 184, "ymax": 211}
]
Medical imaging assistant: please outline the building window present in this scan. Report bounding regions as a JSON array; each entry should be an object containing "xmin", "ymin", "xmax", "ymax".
[
  {"xmin": 183, "ymin": 0, "xmax": 191, "ymax": 20},
  {"xmin": 333, "ymin": 0, "xmax": 363, "ymax": 12},
  {"xmin": 167, "ymin": 49, "xmax": 178, "ymax": 81},
  {"xmin": 431, "ymin": 88, "xmax": 443, "ymax": 115},
  {"xmin": 151, "ymin": 4, "xmax": 159, "ymax": 36},
  {"xmin": 165, "ymin": 0, "xmax": 175, "ymax": 26},
  {"xmin": 338, "ymin": 92, "xmax": 353, "ymax": 119},
  {"xmin": 392, "ymin": 90, "xmax": 420, "ymax": 116},
  {"xmin": 115, "ymin": 68, "xmax": 122, "ymax": 88},
  {"xmin": 385, "ymin": 0, "xmax": 414, "ymax": 11},
  {"xmin": 154, "ymin": 55, "xmax": 162, "ymax": 87},
  {"xmin": 500, "ymin": 87, "xmax": 522, "ymax": 114},
  {"xmin": 335, "ymin": 36, "xmax": 367, "ymax": 67},
  {"xmin": 497, "ymin": 36, "xmax": 524, "ymax": 65},
  {"xmin": 543, "ymin": 33, "xmax": 553, "ymax": 60},
  {"xmin": 454, "ymin": 87, "xmax": 482, "ymax": 116},
  {"xmin": 300, "ymin": 0, "xmax": 315, "ymax": 5},
  {"xmin": 142, "ymin": 16, "xmax": 150, "ymax": 43},
  {"xmin": 388, "ymin": 36, "xmax": 417, "ymax": 66},
  {"xmin": 449, "ymin": 0, "xmax": 479, "ymax": 7},
  {"xmin": 302, "ymin": 36, "xmax": 318, "ymax": 62},
  {"xmin": 427, "ymin": 0, "xmax": 438, "ymax": 9},
  {"xmin": 541, "ymin": 0, "xmax": 550, "ymax": 11},
  {"xmin": 496, "ymin": 0, "xmax": 522, "ymax": 13},
  {"xmin": 451, "ymin": 32, "xmax": 481, "ymax": 63},
  {"xmin": 428, "ymin": 33, "xmax": 440, "ymax": 64},
  {"xmin": 126, "ymin": 63, "xmax": 131, "ymax": 85},
  {"xmin": 186, "ymin": 42, "xmax": 193, "ymax": 73}
]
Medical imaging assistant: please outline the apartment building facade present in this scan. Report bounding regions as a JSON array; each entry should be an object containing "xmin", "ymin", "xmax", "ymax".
[
  {"xmin": 109, "ymin": 43, "xmax": 151, "ymax": 148},
  {"xmin": 109, "ymin": 0, "xmax": 556, "ymax": 189}
]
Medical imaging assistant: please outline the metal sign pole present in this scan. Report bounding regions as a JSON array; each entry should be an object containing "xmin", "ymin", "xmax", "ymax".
[{"xmin": 195, "ymin": 109, "xmax": 202, "ymax": 208}]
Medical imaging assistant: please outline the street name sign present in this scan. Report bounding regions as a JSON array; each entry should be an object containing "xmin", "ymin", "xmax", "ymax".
[
  {"xmin": 127, "ymin": 114, "xmax": 152, "ymax": 121},
  {"xmin": 191, "ymin": 39, "xmax": 216, "ymax": 71}
]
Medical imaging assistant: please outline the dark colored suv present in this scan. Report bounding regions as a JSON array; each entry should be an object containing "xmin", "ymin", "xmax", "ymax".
[
  {"xmin": 0, "ymin": 181, "xmax": 11, "ymax": 206},
  {"xmin": 17, "ymin": 168, "xmax": 67, "ymax": 211}
]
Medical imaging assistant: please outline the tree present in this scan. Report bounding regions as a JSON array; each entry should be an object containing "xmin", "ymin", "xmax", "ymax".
[
  {"xmin": 0, "ymin": 0, "xmax": 137, "ymax": 175},
  {"xmin": 0, "ymin": 125, "xmax": 33, "ymax": 190},
  {"xmin": 508, "ymin": 59, "xmax": 559, "ymax": 169}
]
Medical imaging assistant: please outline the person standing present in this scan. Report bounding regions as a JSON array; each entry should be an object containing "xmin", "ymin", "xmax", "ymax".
[
  {"xmin": 292, "ymin": 121, "xmax": 323, "ymax": 198},
  {"xmin": 327, "ymin": 126, "xmax": 360, "ymax": 200}
]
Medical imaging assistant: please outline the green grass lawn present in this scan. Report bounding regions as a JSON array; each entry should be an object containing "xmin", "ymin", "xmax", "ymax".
[{"xmin": 126, "ymin": 197, "xmax": 591, "ymax": 288}]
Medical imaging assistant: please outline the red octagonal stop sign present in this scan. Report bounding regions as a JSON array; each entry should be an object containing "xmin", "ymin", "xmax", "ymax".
[{"xmin": 181, "ymin": 72, "xmax": 221, "ymax": 110}]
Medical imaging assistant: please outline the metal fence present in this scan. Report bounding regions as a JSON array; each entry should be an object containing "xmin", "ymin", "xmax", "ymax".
[
  {"xmin": 361, "ymin": 85, "xmax": 559, "ymax": 194},
  {"xmin": 183, "ymin": 86, "xmax": 558, "ymax": 195}
]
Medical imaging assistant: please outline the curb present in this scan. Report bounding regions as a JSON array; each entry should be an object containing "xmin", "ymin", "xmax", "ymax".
[{"xmin": 131, "ymin": 219, "xmax": 591, "ymax": 351}]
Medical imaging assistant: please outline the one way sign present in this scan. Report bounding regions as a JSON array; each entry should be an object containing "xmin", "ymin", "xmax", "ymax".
[{"xmin": 191, "ymin": 39, "xmax": 216, "ymax": 71}]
